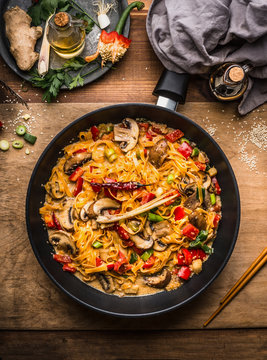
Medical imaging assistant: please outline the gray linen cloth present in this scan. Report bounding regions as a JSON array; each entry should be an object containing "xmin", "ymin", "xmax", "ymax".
[{"xmin": 146, "ymin": 0, "xmax": 267, "ymax": 115}]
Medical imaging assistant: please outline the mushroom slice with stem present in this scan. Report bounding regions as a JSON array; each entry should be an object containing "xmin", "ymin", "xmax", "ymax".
[
  {"xmin": 202, "ymin": 174, "xmax": 211, "ymax": 189},
  {"xmin": 80, "ymin": 198, "xmax": 120, "ymax": 221},
  {"xmin": 130, "ymin": 234, "xmax": 153, "ymax": 250},
  {"xmin": 56, "ymin": 198, "xmax": 75, "ymax": 231},
  {"xmin": 114, "ymin": 118, "xmax": 139, "ymax": 152},
  {"xmin": 144, "ymin": 268, "xmax": 171, "ymax": 288},
  {"xmin": 46, "ymin": 180, "xmax": 65, "ymax": 199},
  {"xmin": 96, "ymin": 273, "xmax": 115, "ymax": 293},
  {"xmin": 148, "ymin": 139, "xmax": 169, "ymax": 168},
  {"xmin": 153, "ymin": 240, "xmax": 168, "ymax": 252},
  {"xmin": 49, "ymin": 230, "xmax": 76, "ymax": 254},
  {"xmin": 151, "ymin": 220, "xmax": 172, "ymax": 239},
  {"xmin": 64, "ymin": 151, "xmax": 92, "ymax": 175}
]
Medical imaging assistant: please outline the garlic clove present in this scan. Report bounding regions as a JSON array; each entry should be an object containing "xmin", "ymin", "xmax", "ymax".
[{"xmin": 98, "ymin": 14, "xmax": 110, "ymax": 29}]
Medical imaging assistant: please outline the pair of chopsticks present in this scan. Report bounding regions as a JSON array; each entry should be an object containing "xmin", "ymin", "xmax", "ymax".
[{"xmin": 203, "ymin": 247, "xmax": 267, "ymax": 327}]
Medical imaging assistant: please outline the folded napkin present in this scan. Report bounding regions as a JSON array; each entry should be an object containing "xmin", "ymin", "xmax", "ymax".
[{"xmin": 146, "ymin": 0, "xmax": 267, "ymax": 115}]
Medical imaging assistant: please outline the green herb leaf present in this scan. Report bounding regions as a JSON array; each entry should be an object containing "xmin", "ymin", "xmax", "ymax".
[{"xmin": 74, "ymin": 12, "xmax": 94, "ymax": 33}]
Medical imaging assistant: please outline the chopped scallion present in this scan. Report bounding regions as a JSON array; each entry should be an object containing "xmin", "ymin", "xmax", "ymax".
[
  {"xmin": 12, "ymin": 140, "xmax": 24, "ymax": 149},
  {"xmin": 24, "ymin": 133, "xmax": 37, "ymax": 144},
  {"xmin": 0, "ymin": 139, "xmax": 9, "ymax": 151},
  {"xmin": 141, "ymin": 249, "xmax": 154, "ymax": 262},
  {"xmin": 92, "ymin": 240, "xmax": 103, "ymax": 248},
  {"xmin": 191, "ymin": 148, "xmax": 199, "ymax": 157},
  {"xmin": 148, "ymin": 213, "xmax": 164, "ymax": 222},
  {"xmin": 167, "ymin": 173, "xmax": 175, "ymax": 184},
  {"xmin": 210, "ymin": 193, "xmax": 216, "ymax": 205},
  {"xmin": 16, "ymin": 125, "xmax": 27, "ymax": 136}
]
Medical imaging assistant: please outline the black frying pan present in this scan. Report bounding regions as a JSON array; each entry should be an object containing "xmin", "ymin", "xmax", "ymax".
[{"xmin": 26, "ymin": 71, "xmax": 240, "ymax": 317}]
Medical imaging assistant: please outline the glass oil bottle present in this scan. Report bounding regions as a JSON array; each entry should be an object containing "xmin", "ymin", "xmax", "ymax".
[
  {"xmin": 47, "ymin": 12, "xmax": 87, "ymax": 59},
  {"xmin": 209, "ymin": 63, "xmax": 252, "ymax": 101}
]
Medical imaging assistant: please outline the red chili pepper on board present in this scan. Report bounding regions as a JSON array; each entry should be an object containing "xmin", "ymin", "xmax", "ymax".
[
  {"xmin": 178, "ymin": 266, "xmax": 191, "ymax": 280},
  {"xmin": 62, "ymin": 264, "xmax": 76, "ymax": 273},
  {"xmin": 69, "ymin": 167, "xmax": 84, "ymax": 182},
  {"xmin": 165, "ymin": 129, "xmax": 184, "ymax": 143},
  {"xmin": 53, "ymin": 254, "xmax": 72, "ymax": 264},
  {"xmin": 91, "ymin": 126, "xmax": 99, "ymax": 141},
  {"xmin": 177, "ymin": 142, "xmax": 193, "ymax": 159},
  {"xmin": 182, "ymin": 224, "xmax": 199, "ymax": 240},
  {"xmin": 174, "ymin": 206, "xmax": 185, "ymax": 221},
  {"xmin": 73, "ymin": 177, "xmax": 83, "ymax": 196}
]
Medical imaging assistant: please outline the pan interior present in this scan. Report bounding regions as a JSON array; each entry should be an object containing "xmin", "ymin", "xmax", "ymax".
[{"xmin": 26, "ymin": 103, "xmax": 240, "ymax": 317}]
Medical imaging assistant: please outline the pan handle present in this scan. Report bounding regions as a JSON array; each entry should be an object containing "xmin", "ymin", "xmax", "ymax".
[{"xmin": 153, "ymin": 70, "xmax": 189, "ymax": 111}]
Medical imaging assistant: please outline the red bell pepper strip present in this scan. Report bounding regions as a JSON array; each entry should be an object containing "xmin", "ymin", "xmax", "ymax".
[
  {"xmin": 165, "ymin": 190, "xmax": 181, "ymax": 206},
  {"xmin": 194, "ymin": 161, "xmax": 206, "ymax": 171},
  {"xmin": 73, "ymin": 177, "xmax": 83, "ymax": 196},
  {"xmin": 141, "ymin": 192, "xmax": 155, "ymax": 205},
  {"xmin": 73, "ymin": 148, "xmax": 87, "ymax": 155},
  {"xmin": 165, "ymin": 129, "xmax": 184, "ymax": 143},
  {"xmin": 107, "ymin": 263, "xmax": 114, "ymax": 270},
  {"xmin": 91, "ymin": 126, "xmax": 99, "ymax": 141},
  {"xmin": 113, "ymin": 251, "xmax": 128, "ymax": 272},
  {"xmin": 213, "ymin": 213, "xmax": 221, "ymax": 228},
  {"xmin": 142, "ymin": 255, "xmax": 156, "ymax": 269},
  {"xmin": 190, "ymin": 249, "xmax": 207, "ymax": 260},
  {"xmin": 177, "ymin": 253, "xmax": 186, "ymax": 266},
  {"xmin": 62, "ymin": 264, "xmax": 76, "ymax": 273},
  {"xmin": 182, "ymin": 224, "xmax": 199, "ymax": 240},
  {"xmin": 177, "ymin": 142, "xmax": 193, "ymax": 159},
  {"xmin": 69, "ymin": 167, "xmax": 84, "ymax": 182},
  {"xmin": 182, "ymin": 248, "xmax": 193, "ymax": 265},
  {"xmin": 115, "ymin": 225, "xmax": 130, "ymax": 241},
  {"xmin": 212, "ymin": 177, "xmax": 221, "ymax": 195},
  {"xmin": 53, "ymin": 254, "xmax": 72, "ymax": 264},
  {"xmin": 52, "ymin": 213, "xmax": 62, "ymax": 230},
  {"xmin": 178, "ymin": 266, "xmax": 191, "ymax": 280},
  {"xmin": 174, "ymin": 206, "xmax": 185, "ymax": 221},
  {"xmin": 95, "ymin": 256, "xmax": 103, "ymax": 267},
  {"xmin": 138, "ymin": 122, "xmax": 149, "ymax": 130},
  {"xmin": 44, "ymin": 214, "xmax": 55, "ymax": 228},
  {"xmin": 145, "ymin": 131, "xmax": 154, "ymax": 141}
]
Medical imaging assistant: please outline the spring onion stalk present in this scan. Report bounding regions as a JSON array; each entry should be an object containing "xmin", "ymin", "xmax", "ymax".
[
  {"xmin": 115, "ymin": 1, "xmax": 145, "ymax": 35},
  {"xmin": 148, "ymin": 213, "xmax": 164, "ymax": 222},
  {"xmin": 92, "ymin": 240, "xmax": 103, "ymax": 248},
  {"xmin": 167, "ymin": 174, "xmax": 174, "ymax": 184},
  {"xmin": 191, "ymin": 148, "xmax": 199, "ymax": 157},
  {"xmin": 104, "ymin": 147, "xmax": 117, "ymax": 162},
  {"xmin": 38, "ymin": 15, "xmax": 53, "ymax": 76},
  {"xmin": 180, "ymin": 137, "xmax": 190, "ymax": 144},
  {"xmin": 210, "ymin": 193, "xmax": 216, "ymax": 205}
]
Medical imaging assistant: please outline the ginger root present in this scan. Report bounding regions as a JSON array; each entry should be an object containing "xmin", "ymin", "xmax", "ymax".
[{"xmin": 4, "ymin": 6, "xmax": 43, "ymax": 71}]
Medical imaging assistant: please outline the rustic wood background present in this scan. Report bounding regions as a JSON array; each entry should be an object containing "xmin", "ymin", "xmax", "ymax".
[{"xmin": 0, "ymin": 1, "xmax": 267, "ymax": 359}]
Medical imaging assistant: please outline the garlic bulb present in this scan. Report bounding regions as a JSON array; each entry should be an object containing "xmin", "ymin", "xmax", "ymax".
[{"xmin": 93, "ymin": 0, "xmax": 116, "ymax": 29}]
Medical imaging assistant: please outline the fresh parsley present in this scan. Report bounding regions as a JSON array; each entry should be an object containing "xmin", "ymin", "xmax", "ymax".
[
  {"xmin": 28, "ymin": 0, "xmax": 71, "ymax": 26},
  {"xmin": 29, "ymin": 57, "xmax": 100, "ymax": 102}
]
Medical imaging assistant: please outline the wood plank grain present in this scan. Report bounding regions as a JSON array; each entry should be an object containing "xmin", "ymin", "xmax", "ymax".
[
  {"xmin": 0, "ymin": 15, "xmax": 212, "ymax": 104},
  {"xmin": 0, "ymin": 329, "xmax": 267, "ymax": 360},
  {"xmin": 0, "ymin": 102, "xmax": 266, "ymax": 330}
]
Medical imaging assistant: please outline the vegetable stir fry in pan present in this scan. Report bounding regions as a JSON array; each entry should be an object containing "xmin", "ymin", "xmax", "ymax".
[{"xmin": 40, "ymin": 119, "xmax": 222, "ymax": 296}]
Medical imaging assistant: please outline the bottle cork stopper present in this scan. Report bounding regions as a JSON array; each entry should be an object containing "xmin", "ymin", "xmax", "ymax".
[
  {"xmin": 54, "ymin": 12, "xmax": 69, "ymax": 27},
  {"xmin": 228, "ymin": 66, "xmax": 244, "ymax": 83}
]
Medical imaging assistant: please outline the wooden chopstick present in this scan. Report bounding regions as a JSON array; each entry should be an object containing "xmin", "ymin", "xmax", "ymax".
[{"xmin": 203, "ymin": 247, "xmax": 267, "ymax": 327}]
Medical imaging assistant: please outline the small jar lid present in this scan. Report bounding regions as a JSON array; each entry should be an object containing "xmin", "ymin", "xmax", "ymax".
[
  {"xmin": 228, "ymin": 66, "xmax": 245, "ymax": 83},
  {"xmin": 54, "ymin": 12, "xmax": 69, "ymax": 27}
]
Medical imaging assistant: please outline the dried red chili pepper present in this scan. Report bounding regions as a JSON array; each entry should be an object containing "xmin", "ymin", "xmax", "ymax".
[{"xmin": 90, "ymin": 181, "xmax": 149, "ymax": 192}]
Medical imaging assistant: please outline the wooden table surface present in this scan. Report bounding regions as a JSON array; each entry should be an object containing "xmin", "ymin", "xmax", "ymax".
[{"xmin": 1, "ymin": 1, "xmax": 267, "ymax": 359}]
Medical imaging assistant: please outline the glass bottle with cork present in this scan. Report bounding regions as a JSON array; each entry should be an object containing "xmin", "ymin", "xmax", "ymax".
[
  {"xmin": 209, "ymin": 63, "xmax": 252, "ymax": 101},
  {"xmin": 47, "ymin": 12, "xmax": 87, "ymax": 59}
]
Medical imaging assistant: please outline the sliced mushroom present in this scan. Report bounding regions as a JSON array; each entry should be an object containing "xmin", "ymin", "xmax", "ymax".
[
  {"xmin": 203, "ymin": 190, "xmax": 212, "ymax": 210},
  {"xmin": 64, "ymin": 151, "xmax": 92, "ymax": 175},
  {"xmin": 179, "ymin": 182, "xmax": 197, "ymax": 196},
  {"xmin": 188, "ymin": 211, "xmax": 207, "ymax": 230},
  {"xmin": 203, "ymin": 174, "xmax": 211, "ymax": 189},
  {"xmin": 184, "ymin": 193, "xmax": 200, "ymax": 210},
  {"xmin": 153, "ymin": 240, "xmax": 168, "ymax": 252},
  {"xmin": 114, "ymin": 118, "xmax": 139, "ymax": 152},
  {"xmin": 151, "ymin": 220, "xmax": 172, "ymax": 239},
  {"xmin": 96, "ymin": 274, "xmax": 115, "ymax": 293},
  {"xmin": 80, "ymin": 198, "xmax": 120, "ymax": 221},
  {"xmin": 148, "ymin": 139, "xmax": 169, "ymax": 168},
  {"xmin": 46, "ymin": 180, "xmax": 65, "ymax": 199},
  {"xmin": 130, "ymin": 234, "xmax": 153, "ymax": 250},
  {"xmin": 56, "ymin": 198, "xmax": 75, "ymax": 231},
  {"xmin": 144, "ymin": 268, "xmax": 171, "ymax": 288},
  {"xmin": 143, "ymin": 221, "xmax": 153, "ymax": 238},
  {"xmin": 49, "ymin": 230, "xmax": 76, "ymax": 254}
]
